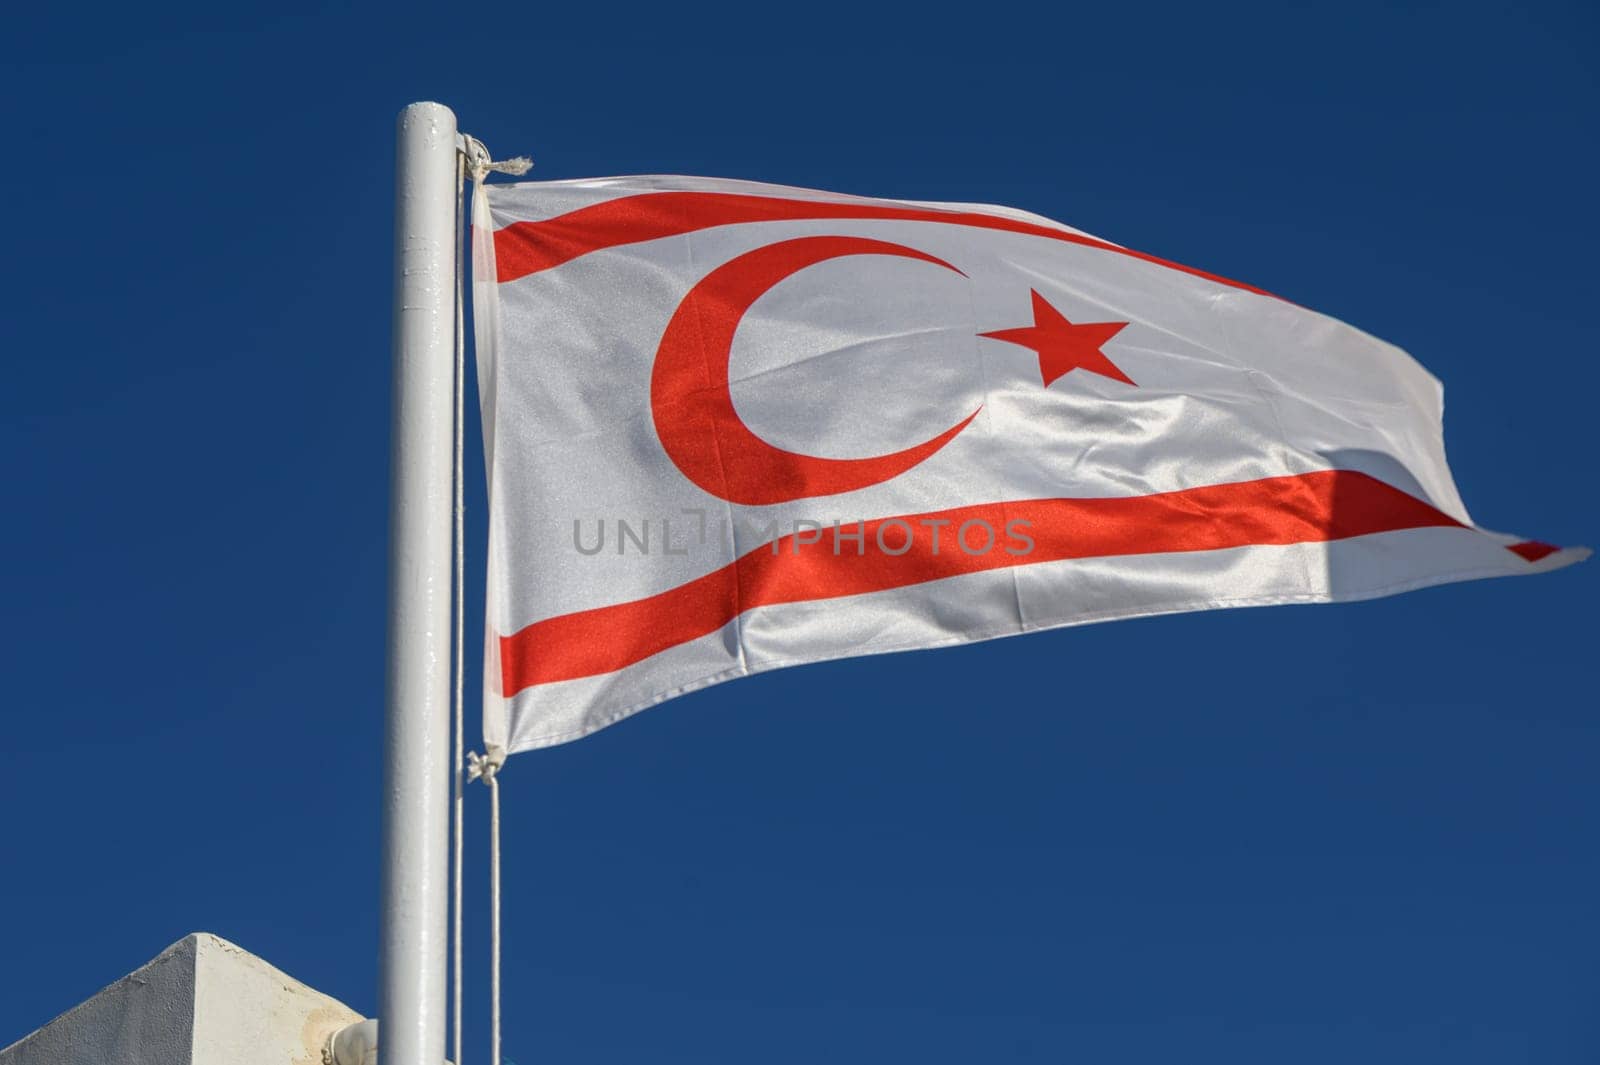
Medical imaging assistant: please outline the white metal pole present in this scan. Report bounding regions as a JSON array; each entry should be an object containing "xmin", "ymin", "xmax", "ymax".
[{"xmin": 381, "ymin": 100, "xmax": 458, "ymax": 1065}]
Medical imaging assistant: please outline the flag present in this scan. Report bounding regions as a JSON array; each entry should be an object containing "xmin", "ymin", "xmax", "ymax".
[{"xmin": 471, "ymin": 175, "xmax": 1584, "ymax": 753}]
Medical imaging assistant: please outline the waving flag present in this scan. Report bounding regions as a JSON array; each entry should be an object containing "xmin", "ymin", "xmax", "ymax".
[{"xmin": 472, "ymin": 175, "xmax": 1584, "ymax": 753}]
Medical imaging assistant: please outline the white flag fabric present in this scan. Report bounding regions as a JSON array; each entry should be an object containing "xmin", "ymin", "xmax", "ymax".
[{"xmin": 472, "ymin": 175, "xmax": 1583, "ymax": 753}]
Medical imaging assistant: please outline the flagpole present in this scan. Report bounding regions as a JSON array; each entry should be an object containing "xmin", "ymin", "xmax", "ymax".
[{"xmin": 380, "ymin": 100, "xmax": 458, "ymax": 1065}]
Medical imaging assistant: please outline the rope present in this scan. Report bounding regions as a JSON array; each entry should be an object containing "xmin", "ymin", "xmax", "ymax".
[
  {"xmin": 462, "ymin": 134, "xmax": 533, "ymax": 183},
  {"xmin": 488, "ymin": 762, "xmax": 501, "ymax": 1065},
  {"xmin": 467, "ymin": 747, "xmax": 506, "ymax": 1065},
  {"xmin": 450, "ymin": 146, "xmax": 468, "ymax": 1065},
  {"xmin": 460, "ymin": 129, "xmax": 523, "ymax": 1065}
]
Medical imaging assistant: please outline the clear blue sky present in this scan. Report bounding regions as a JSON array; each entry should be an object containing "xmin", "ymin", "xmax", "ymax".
[{"xmin": 2, "ymin": 2, "xmax": 1595, "ymax": 1062}]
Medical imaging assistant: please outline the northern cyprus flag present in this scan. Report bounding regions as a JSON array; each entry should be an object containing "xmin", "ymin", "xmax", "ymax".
[{"xmin": 472, "ymin": 175, "xmax": 1584, "ymax": 753}]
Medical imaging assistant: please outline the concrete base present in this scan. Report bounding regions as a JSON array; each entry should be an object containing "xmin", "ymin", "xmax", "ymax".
[{"xmin": 0, "ymin": 933, "xmax": 363, "ymax": 1065}]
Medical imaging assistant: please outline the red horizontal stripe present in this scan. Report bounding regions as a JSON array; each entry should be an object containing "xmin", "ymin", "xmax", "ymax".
[
  {"xmin": 499, "ymin": 470, "xmax": 1470, "ymax": 695},
  {"xmin": 493, "ymin": 190, "xmax": 1279, "ymax": 298}
]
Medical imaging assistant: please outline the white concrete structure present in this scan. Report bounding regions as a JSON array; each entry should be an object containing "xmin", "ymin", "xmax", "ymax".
[{"xmin": 0, "ymin": 933, "xmax": 364, "ymax": 1065}]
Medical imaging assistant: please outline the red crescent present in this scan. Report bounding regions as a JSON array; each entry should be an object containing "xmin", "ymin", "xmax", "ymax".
[{"xmin": 651, "ymin": 235, "xmax": 982, "ymax": 506}]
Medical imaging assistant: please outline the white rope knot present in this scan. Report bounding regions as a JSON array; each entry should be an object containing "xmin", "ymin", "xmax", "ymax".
[
  {"xmin": 460, "ymin": 134, "xmax": 532, "ymax": 184},
  {"xmin": 468, "ymin": 745, "xmax": 507, "ymax": 784}
]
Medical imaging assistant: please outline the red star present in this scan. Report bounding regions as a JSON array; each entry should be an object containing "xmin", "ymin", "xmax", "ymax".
[{"xmin": 981, "ymin": 290, "xmax": 1133, "ymax": 388}]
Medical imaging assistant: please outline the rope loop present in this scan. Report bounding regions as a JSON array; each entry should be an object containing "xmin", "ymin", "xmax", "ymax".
[
  {"xmin": 453, "ymin": 126, "xmax": 523, "ymax": 1065},
  {"xmin": 465, "ymin": 743, "xmax": 507, "ymax": 1065},
  {"xmin": 468, "ymin": 745, "xmax": 507, "ymax": 784},
  {"xmin": 460, "ymin": 134, "xmax": 533, "ymax": 184}
]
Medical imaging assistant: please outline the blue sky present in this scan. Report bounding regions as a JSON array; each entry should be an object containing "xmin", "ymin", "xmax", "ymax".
[{"xmin": 2, "ymin": 2, "xmax": 1595, "ymax": 1062}]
